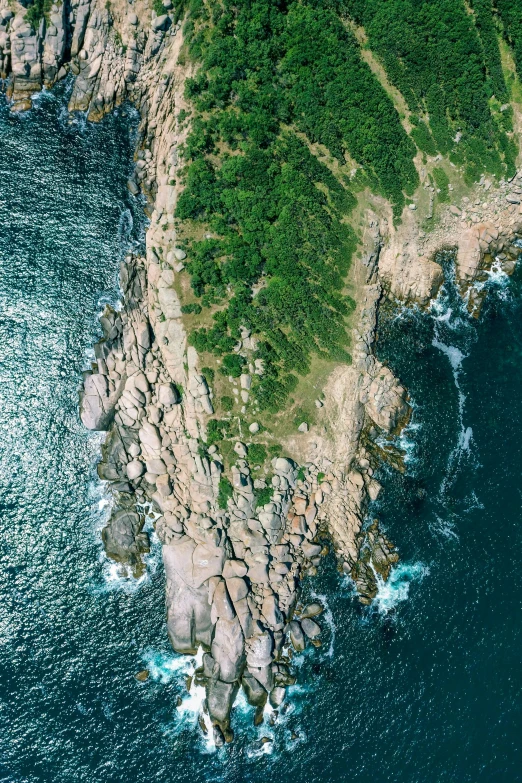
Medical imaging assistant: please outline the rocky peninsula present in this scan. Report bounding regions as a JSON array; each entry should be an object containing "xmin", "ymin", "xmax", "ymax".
[{"xmin": 3, "ymin": 0, "xmax": 522, "ymax": 744}]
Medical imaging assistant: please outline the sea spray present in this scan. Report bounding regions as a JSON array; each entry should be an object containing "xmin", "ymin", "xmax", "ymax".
[{"xmin": 371, "ymin": 562, "xmax": 429, "ymax": 614}]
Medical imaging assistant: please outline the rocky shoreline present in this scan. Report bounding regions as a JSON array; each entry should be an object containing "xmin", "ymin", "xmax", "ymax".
[
  {"xmin": 78, "ymin": 231, "xmax": 407, "ymax": 741},
  {"xmin": 3, "ymin": 0, "xmax": 522, "ymax": 742}
]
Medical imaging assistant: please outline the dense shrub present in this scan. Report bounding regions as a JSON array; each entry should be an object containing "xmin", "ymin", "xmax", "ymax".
[
  {"xmin": 344, "ymin": 0, "xmax": 514, "ymax": 177},
  {"xmin": 176, "ymin": 0, "xmax": 421, "ymax": 411}
]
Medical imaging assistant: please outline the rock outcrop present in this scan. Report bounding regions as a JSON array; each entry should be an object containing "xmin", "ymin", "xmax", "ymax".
[{"xmin": 80, "ymin": 247, "xmax": 343, "ymax": 740}]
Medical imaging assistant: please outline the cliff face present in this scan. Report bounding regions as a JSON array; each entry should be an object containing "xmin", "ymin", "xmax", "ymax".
[{"xmin": 3, "ymin": 0, "xmax": 522, "ymax": 744}]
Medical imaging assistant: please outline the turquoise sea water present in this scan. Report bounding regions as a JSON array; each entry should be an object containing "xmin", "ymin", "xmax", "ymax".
[{"xmin": 1, "ymin": 89, "xmax": 522, "ymax": 782}]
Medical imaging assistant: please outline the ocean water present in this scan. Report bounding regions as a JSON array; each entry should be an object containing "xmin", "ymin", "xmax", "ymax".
[{"xmin": 1, "ymin": 90, "xmax": 522, "ymax": 782}]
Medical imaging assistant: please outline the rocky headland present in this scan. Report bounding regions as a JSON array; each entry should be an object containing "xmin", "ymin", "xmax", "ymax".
[{"xmin": 2, "ymin": 0, "xmax": 522, "ymax": 742}]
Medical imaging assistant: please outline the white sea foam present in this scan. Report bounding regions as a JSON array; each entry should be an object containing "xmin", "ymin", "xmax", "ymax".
[
  {"xmin": 372, "ymin": 562, "xmax": 429, "ymax": 614},
  {"xmin": 463, "ymin": 490, "xmax": 484, "ymax": 514},
  {"xmin": 459, "ymin": 426, "xmax": 473, "ymax": 452},
  {"xmin": 432, "ymin": 338, "xmax": 466, "ymax": 371},
  {"xmin": 429, "ymin": 513, "xmax": 460, "ymax": 541},
  {"xmin": 309, "ymin": 592, "xmax": 336, "ymax": 658},
  {"xmin": 397, "ymin": 418, "xmax": 421, "ymax": 468},
  {"xmin": 141, "ymin": 648, "xmax": 217, "ymax": 751}
]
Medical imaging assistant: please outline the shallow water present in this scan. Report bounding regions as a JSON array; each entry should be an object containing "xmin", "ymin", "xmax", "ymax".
[{"xmin": 2, "ymin": 91, "xmax": 522, "ymax": 782}]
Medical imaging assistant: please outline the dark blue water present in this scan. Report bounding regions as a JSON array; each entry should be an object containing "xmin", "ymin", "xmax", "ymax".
[{"xmin": 1, "ymin": 91, "xmax": 521, "ymax": 782}]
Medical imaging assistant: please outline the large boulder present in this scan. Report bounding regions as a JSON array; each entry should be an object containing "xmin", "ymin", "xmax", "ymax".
[
  {"xmin": 101, "ymin": 508, "xmax": 148, "ymax": 562},
  {"xmin": 80, "ymin": 371, "xmax": 123, "ymax": 430},
  {"xmin": 206, "ymin": 678, "xmax": 238, "ymax": 728},
  {"xmin": 242, "ymin": 672, "xmax": 268, "ymax": 707},
  {"xmin": 211, "ymin": 616, "xmax": 245, "ymax": 682},
  {"xmin": 163, "ymin": 539, "xmax": 214, "ymax": 652}
]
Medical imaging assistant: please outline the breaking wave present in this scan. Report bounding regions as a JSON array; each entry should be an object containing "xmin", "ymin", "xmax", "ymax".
[{"xmin": 372, "ymin": 562, "xmax": 430, "ymax": 614}]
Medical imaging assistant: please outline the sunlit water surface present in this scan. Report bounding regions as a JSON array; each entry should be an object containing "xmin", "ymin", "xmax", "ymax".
[{"xmin": 1, "ymin": 90, "xmax": 522, "ymax": 782}]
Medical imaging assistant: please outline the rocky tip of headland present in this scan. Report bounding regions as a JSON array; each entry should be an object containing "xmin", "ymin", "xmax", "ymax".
[{"xmin": 78, "ymin": 224, "xmax": 412, "ymax": 739}]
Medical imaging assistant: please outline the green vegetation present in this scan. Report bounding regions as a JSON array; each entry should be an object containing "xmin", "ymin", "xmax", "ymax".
[
  {"xmin": 497, "ymin": 0, "xmax": 522, "ymax": 79},
  {"xmin": 255, "ymin": 486, "xmax": 273, "ymax": 507},
  {"xmin": 24, "ymin": 0, "xmax": 52, "ymax": 29},
  {"xmin": 181, "ymin": 302, "xmax": 203, "ymax": 315},
  {"xmin": 201, "ymin": 366, "xmax": 215, "ymax": 383},
  {"xmin": 221, "ymin": 396, "xmax": 234, "ymax": 412},
  {"xmin": 207, "ymin": 418, "xmax": 232, "ymax": 447},
  {"xmin": 173, "ymin": 0, "xmax": 522, "ymax": 425},
  {"xmin": 248, "ymin": 443, "xmax": 268, "ymax": 465},
  {"xmin": 176, "ymin": 0, "xmax": 421, "ymax": 413},
  {"xmin": 219, "ymin": 354, "xmax": 246, "ymax": 378},
  {"xmin": 471, "ymin": 0, "xmax": 508, "ymax": 102},
  {"xmin": 345, "ymin": 0, "xmax": 517, "ymax": 180},
  {"xmin": 217, "ymin": 475, "xmax": 234, "ymax": 509},
  {"xmin": 432, "ymin": 168, "xmax": 450, "ymax": 203}
]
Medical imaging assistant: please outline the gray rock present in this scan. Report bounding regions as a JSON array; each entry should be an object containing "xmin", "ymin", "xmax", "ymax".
[
  {"xmin": 163, "ymin": 541, "xmax": 213, "ymax": 653},
  {"xmin": 145, "ymin": 458, "xmax": 167, "ymax": 475},
  {"xmin": 245, "ymin": 630, "xmax": 273, "ymax": 670},
  {"xmin": 213, "ymin": 580, "xmax": 235, "ymax": 621},
  {"xmin": 211, "ymin": 616, "xmax": 245, "ymax": 682},
  {"xmin": 226, "ymin": 576, "xmax": 249, "ymax": 603},
  {"xmin": 152, "ymin": 14, "xmax": 171, "ymax": 32},
  {"xmin": 222, "ymin": 559, "xmax": 248, "ymax": 578},
  {"xmin": 242, "ymin": 672, "xmax": 267, "ymax": 707},
  {"xmin": 102, "ymin": 508, "xmax": 148, "ymax": 562},
  {"xmin": 126, "ymin": 459, "xmax": 144, "ymax": 480},
  {"xmin": 274, "ymin": 457, "xmax": 294, "ymax": 474},
  {"xmin": 301, "ymin": 617, "xmax": 321, "ymax": 639},
  {"xmin": 206, "ymin": 679, "xmax": 238, "ymax": 727},
  {"xmin": 158, "ymin": 383, "xmax": 180, "ymax": 406},
  {"xmin": 127, "ymin": 179, "xmax": 139, "ymax": 195},
  {"xmin": 288, "ymin": 620, "xmax": 306, "ymax": 652},
  {"xmin": 261, "ymin": 594, "xmax": 284, "ymax": 630},
  {"xmin": 163, "ymin": 535, "xmax": 225, "ymax": 589},
  {"xmin": 300, "ymin": 602, "xmax": 323, "ymax": 619},
  {"xmin": 301, "ymin": 542, "xmax": 322, "ymax": 558},
  {"xmin": 138, "ymin": 421, "xmax": 162, "ymax": 452},
  {"xmin": 269, "ymin": 686, "xmax": 286, "ymax": 708},
  {"xmin": 234, "ymin": 441, "xmax": 248, "ymax": 458}
]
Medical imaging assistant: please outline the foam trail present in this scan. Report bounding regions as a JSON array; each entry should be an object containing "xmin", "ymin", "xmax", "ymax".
[
  {"xmin": 430, "ymin": 265, "xmax": 476, "ymax": 496},
  {"xmin": 429, "ymin": 514, "xmax": 460, "ymax": 541}
]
